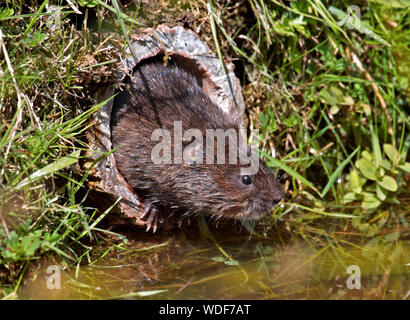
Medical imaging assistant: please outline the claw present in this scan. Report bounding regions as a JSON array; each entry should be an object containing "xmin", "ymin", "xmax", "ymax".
[
  {"xmin": 177, "ymin": 219, "xmax": 183, "ymax": 228},
  {"xmin": 143, "ymin": 204, "xmax": 159, "ymax": 233},
  {"xmin": 146, "ymin": 209, "xmax": 155, "ymax": 231},
  {"xmin": 152, "ymin": 214, "xmax": 158, "ymax": 233}
]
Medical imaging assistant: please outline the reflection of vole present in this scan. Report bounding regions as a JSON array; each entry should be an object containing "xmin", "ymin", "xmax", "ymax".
[{"xmin": 110, "ymin": 57, "xmax": 284, "ymax": 232}]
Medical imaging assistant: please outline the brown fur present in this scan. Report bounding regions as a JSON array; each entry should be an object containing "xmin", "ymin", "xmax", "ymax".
[{"xmin": 110, "ymin": 57, "xmax": 283, "ymax": 229}]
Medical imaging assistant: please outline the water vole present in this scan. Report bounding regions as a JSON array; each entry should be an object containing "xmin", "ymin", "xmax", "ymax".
[{"xmin": 110, "ymin": 57, "xmax": 284, "ymax": 232}]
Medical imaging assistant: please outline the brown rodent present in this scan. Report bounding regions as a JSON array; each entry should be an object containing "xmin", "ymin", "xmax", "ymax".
[{"xmin": 110, "ymin": 56, "xmax": 284, "ymax": 232}]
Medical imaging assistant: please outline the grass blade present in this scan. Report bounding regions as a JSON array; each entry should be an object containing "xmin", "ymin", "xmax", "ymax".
[
  {"xmin": 295, "ymin": 203, "xmax": 357, "ymax": 218},
  {"xmin": 13, "ymin": 150, "xmax": 81, "ymax": 190},
  {"xmin": 263, "ymin": 152, "xmax": 319, "ymax": 195},
  {"xmin": 111, "ymin": 0, "xmax": 135, "ymax": 59},
  {"xmin": 320, "ymin": 147, "xmax": 360, "ymax": 198},
  {"xmin": 94, "ymin": 0, "xmax": 142, "ymax": 25},
  {"xmin": 23, "ymin": 0, "xmax": 48, "ymax": 37}
]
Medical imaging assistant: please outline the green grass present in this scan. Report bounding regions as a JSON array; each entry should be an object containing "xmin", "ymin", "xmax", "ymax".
[
  {"xmin": 0, "ymin": 0, "xmax": 409, "ymax": 299},
  {"xmin": 0, "ymin": 0, "xmax": 128, "ymax": 297}
]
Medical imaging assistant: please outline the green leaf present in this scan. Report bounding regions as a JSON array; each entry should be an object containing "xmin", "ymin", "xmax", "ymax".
[
  {"xmin": 224, "ymin": 259, "xmax": 239, "ymax": 266},
  {"xmin": 378, "ymin": 175, "xmax": 398, "ymax": 192},
  {"xmin": 77, "ymin": 0, "xmax": 99, "ymax": 7},
  {"xmin": 24, "ymin": 31, "xmax": 46, "ymax": 47},
  {"xmin": 383, "ymin": 144, "xmax": 401, "ymax": 165},
  {"xmin": 379, "ymin": 159, "xmax": 392, "ymax": 170},
  {"xmin": 398, "ymin": 162, "xmax": 410, "ymax": 173},
  {"xmin": 362, "ymin": 193, "xmax": 381, "ymax": 210},
  {"xmin": 329, "ymin": 105, "xmax": 340, "ymax": 115},
  {"xmin": 357, "ymin": 103, "xmax": 371, "ymax": 114},
  {"xmin": 356, "ymin": 157, "xmax": 377, "ymax": 181},
  {"xmin": 283, "ymin": 115, "xmax": 298, "ymax": 127},
  {"xmin": 377, "ymin": 166, "xmax": 385, "ymax": 178},
  {"xmin": 329, "ymin": 86, "xmax": 344, "ymax": 98},
  {"xmin": 319, "ymin": 88, "xmax": 339, "ymax": 105},
  {"xmin": 343, "ymin": 192, "xmax": 357, "ymax": 204},
  {"xmin": 341, "ymin": 96, "xmax": 354, "ymax": 106},
  {"xmin": 0, "ymin": 8, "xmax": 14, "ymax": 20},
  {"xmin": 376, "ymin": 184, "xmax": 388, "ymax": 201},
  {"xmin": 362, "ymin": 150, "xmax": 373, "ymax": 161},
  {"xmin": 349, "ymin": 169, "xmax": 363, "ymax": 193},
  {"xmin": 211, "ymin": 256, "xmax": 226, "ymax": 262},
  {"xmin": 24, "ymin": 238, "xmax": 41, "ymax": 257},
  {"xmin": 329, "ymin": 6, "xmax": 390, "ymax": 46}
]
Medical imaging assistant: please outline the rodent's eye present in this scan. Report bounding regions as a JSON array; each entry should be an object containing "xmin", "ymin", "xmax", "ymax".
[{"xmin": 241, "ymin": 175, "xmax": 252, "ymax": 185}]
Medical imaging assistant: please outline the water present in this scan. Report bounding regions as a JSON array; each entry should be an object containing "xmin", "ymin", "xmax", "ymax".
[{"xmin": 18, "ymin": 220, "xmax": 409, "ymax": 300}]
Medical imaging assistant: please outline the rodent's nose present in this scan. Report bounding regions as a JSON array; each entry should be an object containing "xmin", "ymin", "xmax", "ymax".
[{"xmin": 272, "ymin": 197, "xmax": 281, "ymax": 205}]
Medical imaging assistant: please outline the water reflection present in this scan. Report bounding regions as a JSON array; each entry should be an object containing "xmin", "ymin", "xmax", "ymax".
[{"xmin": 19, "ymin": 222, "xmax": 409, "ymax": 300}]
